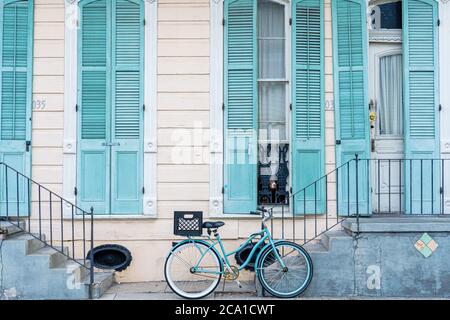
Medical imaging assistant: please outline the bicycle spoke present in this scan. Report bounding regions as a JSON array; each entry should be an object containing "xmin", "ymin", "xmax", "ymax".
[{"xmin": 258, "ymin": 243, "xmax": 312, "ymax": 297}]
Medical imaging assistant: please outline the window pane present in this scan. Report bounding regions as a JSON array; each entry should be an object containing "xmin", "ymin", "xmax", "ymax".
[
  {"xmin": 371, "ymin": 1, "xmax": 402, "ymax": 30},
  {"xmin": 258, "ymin": 0, "xmax": 285, "ymax": 79},
  {"xmin": 259, "ymin": 82, "xmax": 286, "ymax": 141},
  {"xmin": 379, "ymin": 54, "xmax": 403, "ymax": 135}
]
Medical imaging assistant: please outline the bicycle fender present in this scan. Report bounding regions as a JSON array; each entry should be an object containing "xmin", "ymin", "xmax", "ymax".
[{"xmin": 254, "ymin": 240, "xmax": 285, "ymax": 275}]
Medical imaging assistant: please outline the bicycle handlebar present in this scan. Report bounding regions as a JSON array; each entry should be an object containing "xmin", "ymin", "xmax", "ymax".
[{"xmin": 250, "ymin": 206, "xmax": 273, "ymax": 223}]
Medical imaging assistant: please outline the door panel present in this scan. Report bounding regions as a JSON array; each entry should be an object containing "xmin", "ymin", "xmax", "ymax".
[
  {"xmin": 110, "ymin": 0, "xmax": 143, "ymax": 214},
  {"xmin": 332, "ymin": 0, "xmax": 370, "ymax": 215},
  {"xmin": 78, "ymin": 0, "xmax": 110, "ymax": 214},
  {"xmin": 292, "ymin": 0, "xmax": 325, "ymax": 214},
  {"xmin": 403, "ymin": 0, "xmax": 440, "ymax": 214},
  {"xmin": 223, "ymin": 0, "xmax": 258, "ymax": 214},
  {"xmin": 0, "ymin": 0, "xmax": 33, "ymax": 217}
]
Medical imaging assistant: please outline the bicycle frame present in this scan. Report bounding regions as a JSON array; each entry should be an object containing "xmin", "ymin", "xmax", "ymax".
[{"xmin": 178, "ymin": 226, "xmax": 286, "ymax": 276}]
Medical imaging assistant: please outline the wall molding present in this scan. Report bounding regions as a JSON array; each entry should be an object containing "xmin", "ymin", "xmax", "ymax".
[{"xmin": 209, "ymin": 0, "xmax": 224, "ymax": 216}]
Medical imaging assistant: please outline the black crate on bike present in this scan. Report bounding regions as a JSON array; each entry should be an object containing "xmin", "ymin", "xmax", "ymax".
[{"xmin": 173, "ymin": 211, "xmax": 203, "ymax": 236}]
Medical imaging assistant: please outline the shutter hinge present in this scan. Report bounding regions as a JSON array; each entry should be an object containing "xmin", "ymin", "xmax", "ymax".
[
  {"xmin": 143, "ymin": 19, "xmax": 146, "ymax": 26},
  {"xmin": 25, "ymin": 141, "xmax": 31, "ymax": 152},
  {"xmin": 289, "ymin": 103, "xmax": 292, "ymax": 111},
  {"xmin": 289, "ymin": 18, "xmax": 292, "ymax": 26},
  {"xmin": 222, "ymin": 187, "xmax": 225, "ymax": 194},
  {"xmin": 290, "ymin": 187, "xmax": 293, "ymax": 194},
  {"xmin": 143, "ymin": 104, "xmax": 146, "ymax": 111},
  {"xmin": 336, "ymin": 140, "xmax": 342, "ymax": 145},
  {"xmin": 222, "ymin": 103, "xmax": 225, "ymax": 111},
  {"xmin": 142, "ymin": 187, "xmax": 145, "ymax": 194},
  {"xmin": 222, "ymin": 18, "xmax": 226, "ymax": 26},
  {"xmin": 439, "ymin": 104, "xmax": 442, "ymax": 111},
  {"xmin": 438, "ymin": 19, "xmax": 441, "ymax": 27},
  {"xmin": 74, "ymin": 187, "xmax": 78, "ymax": 196},
  {"xmin": 75, "ymin": 104, "xmax": 79, "ymax": 112},
  {"xmin": 440, "ymin": 187, "xmax": 444, "ymax": 194}
]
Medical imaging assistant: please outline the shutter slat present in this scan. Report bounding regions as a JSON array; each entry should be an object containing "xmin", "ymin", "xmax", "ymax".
[
  {"xmin": 80, "ymin": 0, "xmax": 107, "ymax": 140},
  {"xmin": 114, "ymin": 0, "xmax": 142, "ymax": 139}
]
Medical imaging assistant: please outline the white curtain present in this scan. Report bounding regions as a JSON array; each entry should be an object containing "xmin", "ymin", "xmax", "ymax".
[
  {"xmin": 258, "ymin": 0, "xmax": 286, "ymax": 178},
  {"xmin": 379, "ymin": 54, "xmax": 403, "ymax": 135}
]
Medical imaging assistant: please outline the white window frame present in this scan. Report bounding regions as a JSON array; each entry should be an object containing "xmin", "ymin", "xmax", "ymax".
[
  {"xmin": 210, "ymin": 0, "xmax": 292, "ymax": 217},
  {"xmin": 63, "ymin": 0, "xmax": 157, "ymax": 217}
]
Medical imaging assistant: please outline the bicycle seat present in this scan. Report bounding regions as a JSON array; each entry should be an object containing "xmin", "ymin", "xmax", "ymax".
[{"xmin": 202, "ymin": 221, "xmax": 225, "ymax": 229}]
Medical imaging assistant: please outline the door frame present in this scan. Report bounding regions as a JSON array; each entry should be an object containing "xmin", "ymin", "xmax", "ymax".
[{"xmin": 63, "ymin": 0, "xmax": 157, "ymax": 217}]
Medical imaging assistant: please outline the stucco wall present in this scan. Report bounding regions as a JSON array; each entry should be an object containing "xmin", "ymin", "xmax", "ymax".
[{"xmin": 28, "ymin": 0, "xmax": 336, "ymax": 282}]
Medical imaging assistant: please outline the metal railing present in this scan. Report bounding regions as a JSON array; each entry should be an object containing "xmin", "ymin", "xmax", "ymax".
[
  {"xmin": 0, "ymin": 162, "xmax": 94, "ymax": 297},
  {"xmin": 269, "ymin": 156, "xmax": 449, "ymax": 245}
]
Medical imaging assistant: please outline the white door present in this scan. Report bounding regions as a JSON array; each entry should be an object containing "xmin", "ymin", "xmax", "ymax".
[{"xmin": 369, "ymin": 42, "xmax": 404, "ymax": 213}]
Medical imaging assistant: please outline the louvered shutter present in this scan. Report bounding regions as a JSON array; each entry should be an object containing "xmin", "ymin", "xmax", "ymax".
[
  {"xmin": 110, "ymin": 0, "xmax": 144, "ymax": 214},
  {"xmin": 78, "ymin": 0, "xmax": 110, "ymax": 214},
  {"xmin": 403, "ymin": 0, "xmax": 440, "ymax": 214},
  {"xmin": 0, "ymin": 0, "xmax": 33, "ymax": 217},
  {"xmin": 223, "ymin": 0, "xmax": 258, "ymax": 213},
  {"xmin": 292, "ymin": 0, "xmax": 325, "ymax": 214},
  {"xmin": 332, "ymin": 0, "xmax": 370, "ymax": 215}
]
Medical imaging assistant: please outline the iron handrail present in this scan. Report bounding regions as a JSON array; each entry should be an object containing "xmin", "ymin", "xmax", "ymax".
[{"xmin": 267, "ymin": 156, "xmax": 449, "ymax": 246}]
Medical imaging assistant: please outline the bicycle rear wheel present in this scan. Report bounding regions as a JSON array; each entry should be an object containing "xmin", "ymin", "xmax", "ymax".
[
  {"xmin": 257, "ymin": 241, "xmax": 313, "ymax": 298},
  {"xmin": 165, "ymin": 241, "xmax": 222, "ymax": 299}
]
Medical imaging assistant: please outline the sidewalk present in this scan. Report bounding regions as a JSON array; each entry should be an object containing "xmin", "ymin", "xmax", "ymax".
[
  {"xmin": 99, "ymin": 281, "xmax": 263, "ymax": 300},
  {"xmin": 98, "ymin": 281, "xmax": 449, "ymax": 300}
]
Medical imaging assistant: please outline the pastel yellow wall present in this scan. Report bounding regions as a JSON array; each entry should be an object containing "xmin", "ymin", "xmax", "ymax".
[{"xmin": 29, "ymin": 0, "xmax": 336, "ymax": 282}]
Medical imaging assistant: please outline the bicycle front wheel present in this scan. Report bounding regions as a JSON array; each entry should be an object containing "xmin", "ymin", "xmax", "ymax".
[
  {"xmin": 165, "ymin": 241, "xmax": 222, "ymax": 299},
  {"xmin": 257, "ymin": 241, "xmax": 313, "ymax": 298}
]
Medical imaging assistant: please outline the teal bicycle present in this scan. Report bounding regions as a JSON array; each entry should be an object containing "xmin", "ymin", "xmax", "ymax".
[{"xmin": 164, "ymin": 207, "xmax": 313, "ymax": 299}]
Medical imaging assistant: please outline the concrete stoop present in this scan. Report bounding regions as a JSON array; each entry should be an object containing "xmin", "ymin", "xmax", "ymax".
[
  {"xmin": 0, "ymin": 223, "xmax": 114, "ymax": 300},
  {"xmin": 257, "ymin": 217, "xmax": 450, "ymax": 298}
]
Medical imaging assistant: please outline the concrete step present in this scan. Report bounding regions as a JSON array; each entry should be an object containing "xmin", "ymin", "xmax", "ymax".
[
  {"xmin": 28, "ymin": 246, "xmax": 69, "ymax": 268},
  {"xmin": 0, "ymin": 220, "xmax": 26, "ymax": 238},
  {"xmin": 86, "ymin": 271, "xmax": 115, "ymax": 299},
  {"xmin": 321, "ymin": 229, "xmax": 353, "ymax": 250},
  {"xmin": 5, "ymin": 232, "xmax": 46, "ymax": 254},
  {"xmin": 303, "ymin": 242, "xmax": 328, "ymax": 254}
]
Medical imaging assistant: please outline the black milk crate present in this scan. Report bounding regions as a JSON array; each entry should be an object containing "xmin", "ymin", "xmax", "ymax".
[{"xmin": 174, "ymin": 211, "xmax": 203, "ymax": 237}]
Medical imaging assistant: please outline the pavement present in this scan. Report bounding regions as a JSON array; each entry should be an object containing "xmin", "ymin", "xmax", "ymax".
[{"xmin": 98, "ymin": 281, "xmax": 450, "ymax": 300}]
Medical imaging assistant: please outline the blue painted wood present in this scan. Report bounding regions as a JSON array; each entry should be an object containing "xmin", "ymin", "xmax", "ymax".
[
  {"xmin": 332, "ymin": 0, "xmax": 370, "ymax": 215},
  {"xmin": 0, "ymin": 0, "xmax": 33, "ymax": 217},
  {"xmin": 110, "ymin": 0, "xmax": 144, "ymax": 214},
  {"xmin": 223, "ymin": 0, "xmax": 258, "ymax": 214},
  {"xmin": 403, "ymin": 0, "xmax": 440, "ymax": 214},
  {"xmin": 292, "ymin": 0, "xmax": 325, "ymax": 215},
  {"xmin": 77, "ymin": 0, "xmax": 144, "ymax": 215},
  {"xmin": 78, "ymin": 0, "xmax": 110, "ymax": 214}
]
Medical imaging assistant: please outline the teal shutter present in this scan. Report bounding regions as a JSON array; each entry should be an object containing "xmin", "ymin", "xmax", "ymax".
[
  {"xmin": 332, "ymin": 0, "xmax": 370, "ymax": 215},
  {"xmin": 223, "ymin": 0, "xmax": 258, "ymax": 214},
  {"xmin": 78, "ymin": 0, "xmax": 143, "ymax": 214},
  {"xmin": 292, "ymin": 0, "xmax": 325, "ymax": 214},
  {"xmin": 0, "ymin": 0, "xmax": 33, "ymax": 217},
  {"xmin": 110, "ymin": 0, "xmax": 144, "ymax": 214},
  {"xmin": 78, "ymin": 0, "xmax": 110, "ymax": 214},
  {"xmin": 403, "ymin": 0, "xmax": 440, "ymax": 214}
]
